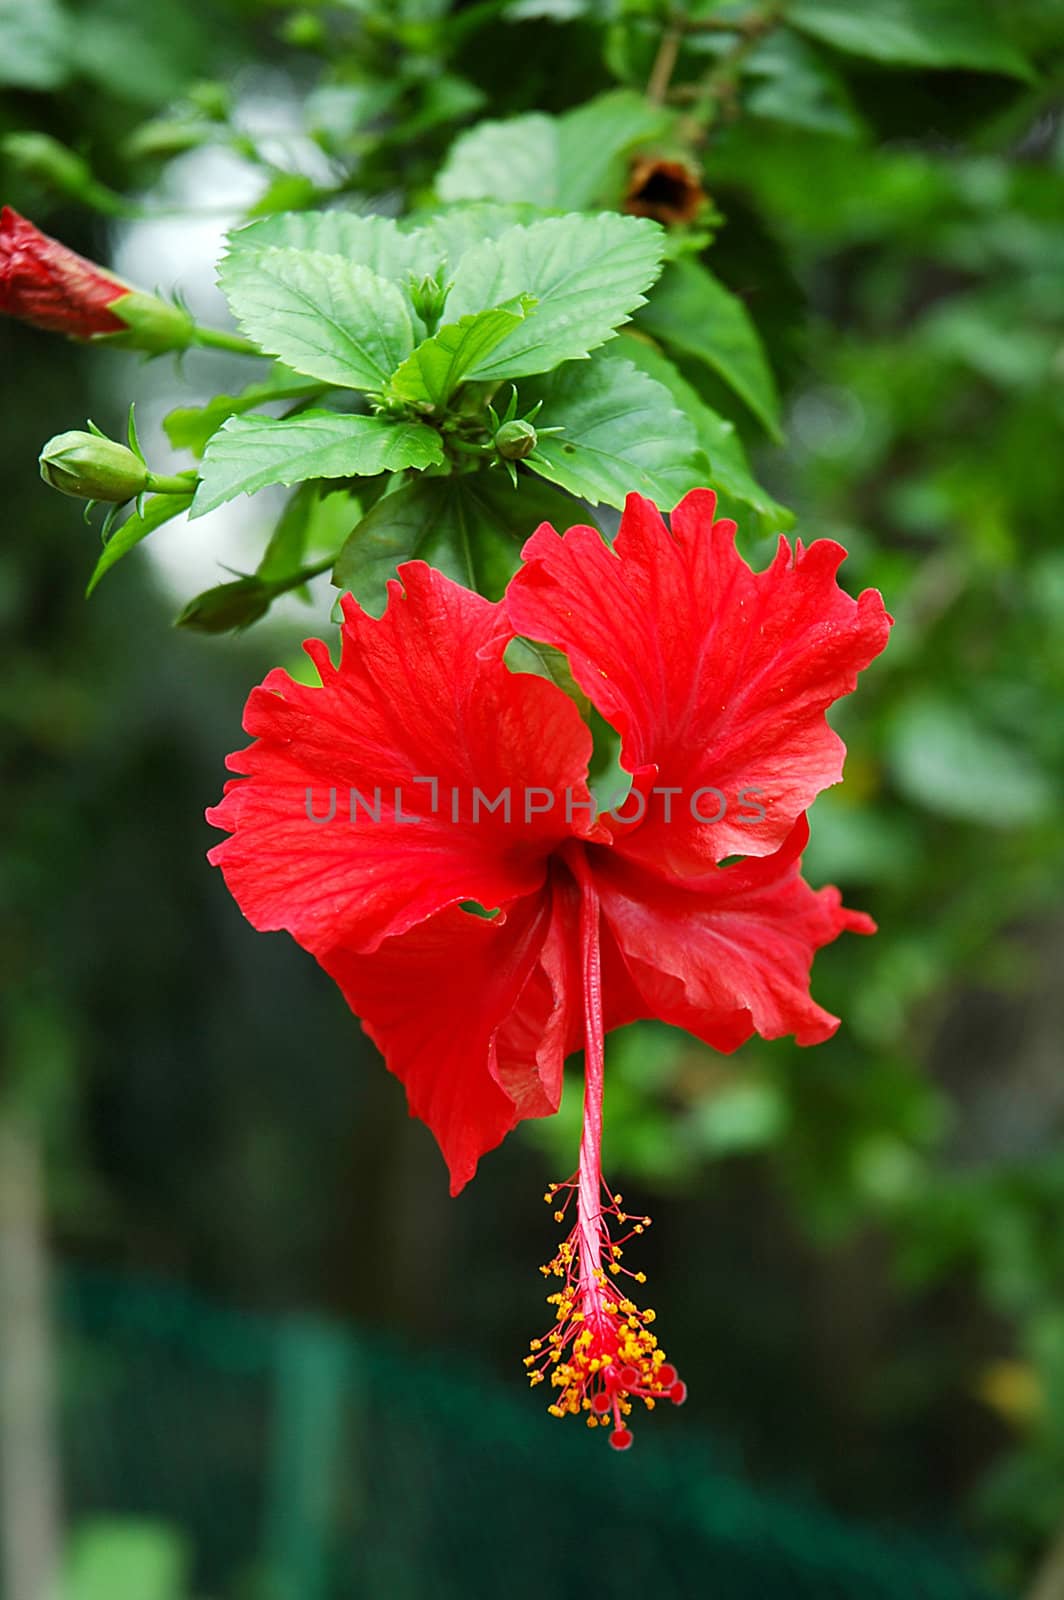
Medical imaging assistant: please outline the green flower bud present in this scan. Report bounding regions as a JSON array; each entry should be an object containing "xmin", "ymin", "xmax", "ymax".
[
  {"xmin": 176, "ymin": 577, "xmax": 272, "ymax": 634},
  {"xmin": 409, "ymin": 273, "xmax": 450, "ymax": 331},
  {"xmin": 494, "ymin": 418, "xmax": 538, "ymax": 461},
  {"xmin": 39, "ymin": 431, "xmax": 151, "ymax": 502}
]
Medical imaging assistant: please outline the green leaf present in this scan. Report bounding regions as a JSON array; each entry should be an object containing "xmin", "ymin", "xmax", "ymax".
[
  {"xmin": 745, "ymin": 30, "xmax": 864, "ymax": 140},
  {"xmin": 789, "ymin": 0, "xmax": 1033, "ymax": 77},
  {"xmin": 607, "ymin": 336, "xmax": 794, "ymax": 534},
  {"xmin": 388, "ymin": 300, "xmax": 535, "ymax": 409},
  {"xmin": 438, "ymin": 113, "xmax": 560, "ymax": 208},
  {"xmin": 333, "ymin": 472, "xmax": 588, "ymax": 614},
  {"xmin": 446, "ymin": 214, "xmax": 664, "ymax": 381},
  {"xmin": 86, "ymin": 493, "xmax": 195, "ymax": 596},
  {"xmin": 164, "ymin": 371, "xmax": 323, "ymax": 458},
  {"xmin": 637, "ymin": 259, "xmax": 782, "ymax": 440},
  {"xmin": 220, "ymin": 249, "xmax": 416, "ymax": 390},
  {"xmin": 222, "ymin": 211, "xmax": 436, "ymax": 283},
  {"xmin": 192, "ymin": 412, "xmax": 443, "ymax": 518},
  {"xmin": 415, "ymin": 203, "xmax": 550, "ymax": 272},
  {"xmin": 0, "ymin": 0, "xmax": 69, "ymax": 89},
  {"xmin": 257, "ymin": 483, "xmax": 360, "ymax": 583},
  {"xmin": 887, "ymin": 697, "xmax": 1054, "ymax": 827},
  {"xmin": 524, "ymin": 355, "xmax": 703, "ymax": 510},
  {"xmin": 436, "ymin": 92, "xmax": 674, "ymax": 210},
  {"xmin": 556, "ymin": 91, "xmax": 677, "ymax": 209}
]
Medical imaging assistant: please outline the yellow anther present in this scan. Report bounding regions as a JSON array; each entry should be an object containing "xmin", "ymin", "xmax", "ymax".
[{"xmin": 554, "ymin": 1210, "xmax": 565, "ymax": 1223}]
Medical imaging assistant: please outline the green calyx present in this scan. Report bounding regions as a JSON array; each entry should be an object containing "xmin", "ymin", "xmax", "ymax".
[{"xmin": 93, "ymin": 290, "xmax": 196, "ymax": 355}]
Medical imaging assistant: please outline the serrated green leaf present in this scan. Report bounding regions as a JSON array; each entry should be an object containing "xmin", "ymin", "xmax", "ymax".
[
  {"xmin": 414, "ymin": 204, "xmax": 550, "ymax": 273},
  {"xmin": 524, "ymin": 355, "xmax": 703, "ymax": 510},
  {"xmin": 607, "ymin": 336, "xmax": 794, "ymax": 534},
  {"xmin": 222, "ymin": 210, "xmax": 436, "ymax": 282},
  {"xmin": 436, "ymin": 92, "xmax": 674, "ymax": 210},
  {"xmin": 636, "ymin": 259, "xmax": 782, "ymax": 440},
  {"xmin": 86, "ymin": 492, "xmax": 195, "ymax": 595},
  {"xmin": 388, "ymin": 300, "xmax": 535, "ymax": 409},
  {"xmin": 789, "ymin": 0, "xmax": 1032, "ymax": 77},
  {"xmin": 333, "ymin": 472, "xmax": 589, "ymax": 613},
  {"xmin": 192, "ymin": 412, "xmax": 443, "ymax": 518},
  {"xmin": 220, "ymin": 248, "xmax": 416, "ymax": 390},
  {"xmin": 164, "ymin": 371, "xmax": 323, "ymax": 458},
  {"xmin": 445, "ymin": 214, "xmax": 664, "ymax": 381}
]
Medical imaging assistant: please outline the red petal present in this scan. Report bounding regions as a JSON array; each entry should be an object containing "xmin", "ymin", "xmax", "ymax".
[
  {"xmin": 591, "ymin": 818, "xmax": 873, "ymax": 1049},
  {"xmin": 319, "ymin": 884, "xmax": 572, "ymax": 1194},
  {"xmin": 507, "ymin": 490, "xmax": 891, "ymax": 875},
  {"xmin": 208, "ymin": 563, "xmax": 596, "ymax": 957},
  {"xmin": 0, "ymin": 207, "xmax": 127, "ymax": 336}
]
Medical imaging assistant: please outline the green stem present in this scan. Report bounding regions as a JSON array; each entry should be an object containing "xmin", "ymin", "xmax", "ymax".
[
  {"xmin": 189, "ymin": 325, "xmax": 266, "ymax": 357},
  {"xmin": 145, "ymin": 471, "xmax": 198, "ymax": 496},
  {"xmin": 447, "ymin": 438, "xmax": 492, "ymax": 458}
]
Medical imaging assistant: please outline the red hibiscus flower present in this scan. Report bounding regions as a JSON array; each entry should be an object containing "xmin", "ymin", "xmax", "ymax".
[
  {"xmin": 208, "ymin": 488, "xmax": 891, "ymax": 1446},
  {"xmin": 0, "ymin": 206, "xmax": 130, "ymax": 336}
]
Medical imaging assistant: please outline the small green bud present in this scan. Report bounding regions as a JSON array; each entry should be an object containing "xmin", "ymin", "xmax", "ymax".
[
  {"xmin": 409, "ymin": 273, "xmax": 450, "ymax": 331},
  {"xmin": 494, "ymin": 418, "xmax": 538, "ymax": 461},
  {"xmin": 95, "ymin": 290, "xmax": 195, "ymax": 355},
  {"xmin": 39, "ymin": 431, "xmax": 150, "ymax": 502},
  {"xmin": 176, "ymin": 577, "xmax": 272, "ymax": 634}
]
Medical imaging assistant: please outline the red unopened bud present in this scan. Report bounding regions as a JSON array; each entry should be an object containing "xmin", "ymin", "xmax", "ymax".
[{"xmin": 0, "ymin": 207, "xmax": 192, "ymax": 351}]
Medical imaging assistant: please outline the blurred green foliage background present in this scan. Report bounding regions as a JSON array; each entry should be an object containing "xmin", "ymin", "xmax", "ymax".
[{"xmin": 3, "ymin": 1, "xmax": 1064, "ymax": 1596}]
